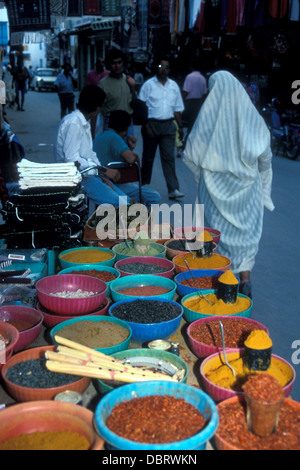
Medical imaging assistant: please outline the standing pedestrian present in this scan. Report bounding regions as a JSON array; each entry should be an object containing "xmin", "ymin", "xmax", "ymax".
[
  {"xmin": 98, "ymin": 49, "xmax": 136, "ymax": 141},
  {"xmin": 183, "ymin": 71, "xmax": 275, "ymax": 298},
  {"xmin": 14, "ymin": 60, "xmax": 29, "ymax": 111},
  {"xmin": 54, "ymin": 63, "xmax": 77, "ymax": 119},
  {"xmin": 86, "ymin": 57, "xmax": 110, "ymax": 139},
  {"xmin": 138, "ymin": 58, "xmax": 185, "ymax": 199}
]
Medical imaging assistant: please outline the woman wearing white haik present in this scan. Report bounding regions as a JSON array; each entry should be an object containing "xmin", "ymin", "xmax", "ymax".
[{"xmin": 183, "ymin": 70, "xmax": 275, "ymax": 299}]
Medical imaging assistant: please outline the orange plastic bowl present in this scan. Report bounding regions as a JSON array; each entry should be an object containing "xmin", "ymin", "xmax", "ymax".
[
  {"xmin": 1, "ymin": 345, "xmax": 90, "ymax": 402},
  {"xmin": 173, "ymin": 253, "xmax": 231, "ymax": 275},
  {"xmin": 0, "ymin": 400, "xmax": 104, "ymax": 450},
  {"xmin": 164, "ymin": 238, "xmax": 217, "ymax": 260},
  {"xmin": 173, "ymin": 226, "xmax": 221, "ymax": 246},
  {"xmin": 214, "ymin": 396, "xmax": 300, "ymax": 450}
]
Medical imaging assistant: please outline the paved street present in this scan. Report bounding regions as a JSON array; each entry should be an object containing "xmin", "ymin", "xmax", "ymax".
[{"xmin": 3, "ymin": 89, "xmax": 300, "ymax": 401}]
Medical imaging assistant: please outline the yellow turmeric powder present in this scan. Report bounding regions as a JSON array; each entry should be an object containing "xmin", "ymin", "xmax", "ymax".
[
  {"xmin": 218, "ymin": 270, "xmax": 239, "ymax": 285},
  {"xmin": 205, "ymin": 356, "xmax": 293, "ymax": 392},
  {"xmin": 175, "ymin": 253, "xmax": 230, "ymax": 270},
  {"xmin": 244, "ymin": 330, "xmax": 273, "ymax": 350},
  {"xmin": 61, "ymin": 248, "xmax": 114, "ymax": 264},
  {"xmin": 196, "ymin": 230, "xmax": 213, "ymax": 242},
  {"xmin": 0, "ymin": 430, "xmax": 90, "ymax": 450},
  {"xmin": 184, "ymin": 293, "xmax": 251, "ymax": 315}
]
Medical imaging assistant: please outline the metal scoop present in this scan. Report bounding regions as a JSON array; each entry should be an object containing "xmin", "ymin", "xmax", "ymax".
[
  {"xmin": 219, "ymin": 321, "xmax": 236, "ymax": 377},
  {"xmin": 183, "ymin": 259, "xmax": 212, "ymax": 305}
]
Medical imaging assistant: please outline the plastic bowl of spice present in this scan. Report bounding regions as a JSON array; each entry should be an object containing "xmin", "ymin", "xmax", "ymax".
[
  {"xmin": 36, "ymin": 274, "xmax": 108, "ymax": 316},
  {"xmin": 0, "ymin": 305, "xmax": 43, "ymax": 353},
  {"xmin": 115, "ymin": 256, "xmax": 175, "ymax": 279},
  {"xmin": 0, "ymin": 400, "xmax": 104, "ymax": 450},
  {"xmin": 0, "ymin": 322, "xmax": 19, "ymax": 370},
  {"xmin": 58, "ymin": 247, "xmax": 116, "ymax": 269},
  {"xmin": 112, "ymin": 241, "xmax": 166, "ymax": 261},
  {"xmin": 174, "ymin": 269, "xmax": 228, "ymax": 298},
  {"xmin": 49, "ymin": 315, "xmax": 132, "ymax": 356},
  {"xmin": 164, "ymin": 238, "xmax": 217, "ymax": 260},
  {"xmin": 214, "ymin": 395, "xmax": 300, "ymax": 450},
  {"xmin": 109, "ymin": 274, "xmax": 177, "ymax": 303},
  {"xmin": 95, "ymin": 348, "xmax": 189, "ymax": 395},
  {"xmin": 58, "ymin": 265, "xmax": 120, "ymax": 296},
  {"xmin": 173, "ymin": 226, "xmax": 221, "ymax": 246},
  {"xmin": 1, "ymin": 345, "xmax": 91, "ymax": 402},
  {"xmin": 94, "ymin": 380, "xmax": 219, "ymax": 450},
  {"xmin": 37, "ymin": 298, "xmax": 110, "ymax": 329},
  {"xmin": 108, "ymin": 298, "xmax": 183, "ymax": 343},
  {"xmin": 181, "ymin": 290, "xmax": 253, "ymax": 323},
  {"xmin": 187, "ymin": 316, "xmax": 269, "ymax": 359},
  {"xmin": 173, "ymin": 253, "xmax": 231, "ymax": 275},
  {"xmin": 199, "ymin": 350, "xmax": 296, "ymax": 403}
]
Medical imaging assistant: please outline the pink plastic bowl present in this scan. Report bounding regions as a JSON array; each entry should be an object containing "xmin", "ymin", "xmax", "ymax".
[
  {"xmin": 37, "ymin": 297, "xmax": 110, "ymax": 329},
  {"xmin": 36, "ymin": 274, "xmax": 107, "ymax": 316},
  {"xmin": 173, "ymin": 226, "xmax": 221, "ymax": 246},
  {"xmin": 0, "ymin": 322, "xmax": 19, "ymax": 371},
  {"xmin": 187, "ymin": 316, "xmax": 270, "ymax": 359},
  {"xmin": 200, "ymin": 350, "xmax": 296, "ymax": 403},
  {"xmin": 115, "ymin": 256, "xmax": 175, "ymax": 279},
  {"xmin": 0, "ymin": 305, "xmax": 44, "ymax": 352}
]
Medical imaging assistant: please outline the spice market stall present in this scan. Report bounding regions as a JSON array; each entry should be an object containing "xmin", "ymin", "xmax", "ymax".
[{"xmin": 0, "ymin": 225, "xmax": 298, "ymax": 450}]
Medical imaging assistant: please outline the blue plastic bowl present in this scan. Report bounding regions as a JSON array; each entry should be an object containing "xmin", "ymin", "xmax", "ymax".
[
  {"xmin": 58, "ymin": 264, "xmax": 121, "ymax": 296},
  {"xmin": 109, "ymin": 274, "xmax": 177, "ymax": 303},
  {"xmin": 95, "ymin": 348, "xmax": 189, "ymax": 395},
  {"xmin": 174, "ymin": 269, "xmax": 231, "ymax": 297},
  {"xmin": 58, "ymin": 247, "xmax": 116, "ymax": 269},
  {"xmin": 112, "ymin": 242, "xmax": 166, "ymax": 261},
  {"xmin": 49, "ymin": 315, "xmax": 132, "ymax": 355},
  {"xmin": 181, "ymin": 290, "xmax": 253, "ymax": 323},
  {"xmin": 94, "ymin": 380, "xmax": 219, "ymax": 450},
  {"xmin": 109, "ymin": 297, "xmax": 183, "ymax": 343}
]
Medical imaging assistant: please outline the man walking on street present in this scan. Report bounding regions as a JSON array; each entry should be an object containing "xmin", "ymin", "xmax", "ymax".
[
  {"xmin": 138, "ymin": 58, "xmax": 185, "ymax": 200},
  {"xmin": 55, "ymin": 63, "xmax": 77, "ymax": 119}
]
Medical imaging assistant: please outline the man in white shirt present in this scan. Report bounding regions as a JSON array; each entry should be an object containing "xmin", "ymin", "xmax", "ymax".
[
  {"xmin": 138, "ymin": 58, "xmax": 185, "ymax": 200},
  {"xmin": 54, "ymin": 85, "xmax": 132, "ymax": 207}
]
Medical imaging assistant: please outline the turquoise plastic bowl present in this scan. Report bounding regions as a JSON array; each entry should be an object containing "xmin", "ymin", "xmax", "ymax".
[
  {"xmin": 58, "ymin": 264, "xmax": 121, "ymax": 296},
  {"xmin": 94, "ymin": 381, "xmax": 219, "ymax": 450},
  {"xmin": 49, "ymin": 315, "xmax": 132, "ymax": 355},
  {"xmin": 95, "ymin": 348, "xmax": 189, "ymax": 395},
  {"xmin": 109, "ymin": 274, "xmax": 177, "ymax": 303},
  {"xmin": 58, "ymin": 247, "xmax": 116, "ymax": 269},
  {"xmin": 181, "ymin": 290, "xmax": 253, "ymax": 323},
  {"xmin": 112, "ymin": 242, "xmax": 166, "ymax": 261},
  {"xmin": 109, "ymin": 297, "xmax": 183, "ymax": 343}
]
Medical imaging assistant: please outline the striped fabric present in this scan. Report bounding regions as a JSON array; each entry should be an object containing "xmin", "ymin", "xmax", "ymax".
[{"xmin": 183, "ymin": 70, "xmax": 274, "ymax": 274}]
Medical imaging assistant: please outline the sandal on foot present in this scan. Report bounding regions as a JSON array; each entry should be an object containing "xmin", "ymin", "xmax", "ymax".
[{"xmin": 239, "ymin": 281, "xmax": 252, "ymax": 299}]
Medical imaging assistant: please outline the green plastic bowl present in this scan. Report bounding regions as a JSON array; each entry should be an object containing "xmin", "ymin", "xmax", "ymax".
[
  {"xmin": 110, "ymin": 274, "xmax": 177, "ymax": 303},
  {"xmin": 181, "ymin": 290, "xmax": 253, "ymax": 323},
  {"xmin": 58, "ymin": 247, "xmax": 116, "ymax": 269},
  {"xmin": 49, "ymin": 315, "xmax": 132, "ymax": 355},
  {"xmin": 112, "ymin": 242, "xmax": 166, "ymax": 261},
  {"xmin": 58, "ymin": 264, "xmax": 120, "ymax": 296},
  {"xmin": 95, "ymin": 348, "xmax": 189, "ymax": 395}
]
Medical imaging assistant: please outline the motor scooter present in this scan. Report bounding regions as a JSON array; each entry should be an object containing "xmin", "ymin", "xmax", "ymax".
[{"xmin": 262, "ymin": 98, "xmax": 300, "ymax": 160}]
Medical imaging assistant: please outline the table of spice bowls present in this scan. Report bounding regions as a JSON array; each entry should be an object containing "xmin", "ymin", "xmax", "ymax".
[{"xmin": 0, "ymin": 233, "xmax": 299, "ymax": 452}]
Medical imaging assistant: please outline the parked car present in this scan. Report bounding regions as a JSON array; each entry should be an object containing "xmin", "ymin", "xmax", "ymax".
[{"xmin": 31, "ymin": 68, "xmax": 58, "ymax": 92}]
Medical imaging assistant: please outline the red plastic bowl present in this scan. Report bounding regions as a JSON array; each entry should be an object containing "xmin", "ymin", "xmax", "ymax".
[
  {"xmin": 200, "ymin": 350, "xmax": 296, "ymax": 403},
  {"xmin": 115, "ymin": 256, "xmax": 175, "ymax": 279},
  {"xmin": 0, "ymin": 305, "xmax": 44, "ymax": 352},
  {"xmin": 173, "ymin": 226, "xmax": 221, "ymax": 246},
  {"xmin": 36, "ymin": 274, "xmax": 107, "ymax": 316},
  {"xmin": 1, "ymin": 345, "xmax": 91, "ymax": 402},
  {"xmin": 0, "ymin": 322, "xmax": 19, "ymax": 370},
  {"xmin": 187, "ymin": 316, "xmax": 270, "ymax": 359},
  {"xmin": 164, "ymin": 238, "xmax": 217, "ymax": 260},
  {"xmin": 0, "ymin": 400, "xmax": 104, "ymax": 450},
  {"xmin": 37, "ymin": 298, "xmax": 110, "ymax": 328}
]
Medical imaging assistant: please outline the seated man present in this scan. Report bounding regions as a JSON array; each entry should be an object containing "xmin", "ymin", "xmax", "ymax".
[
  {"xmin": 54, "ymin": 85, "xmax": 136, "ymax": 207},
  {"xmin": 93, "ymin": 110, "xmax": 161, "ymax": 208}
]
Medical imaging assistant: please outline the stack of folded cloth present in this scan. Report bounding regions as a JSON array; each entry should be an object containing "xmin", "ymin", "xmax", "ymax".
[{"xmin": 1, "ymin": 160, "xmax": 88, "ymax": 249}]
